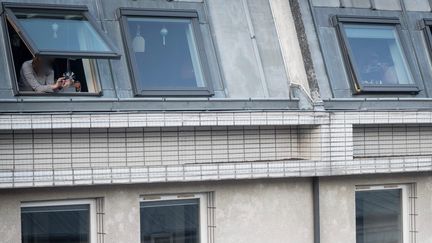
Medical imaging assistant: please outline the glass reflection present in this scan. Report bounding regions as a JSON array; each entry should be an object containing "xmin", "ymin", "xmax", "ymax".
[
  {"xmin": 21, "ymin": 204, "xmax": 90, "ymax": 243},
  {"xmin": 15, "ymin": 11, "xmax": 111, "ymax": 53},
  {"xmin": 356, "ymin": 189, "xmax": 403, "ymax": 243},
  {"xmin": 127, "ymin": 17, "xmax": 205, "ymax": 89},
  {"xmin": 344, "ymin": 24, "xmax": 414, "ymax": 86}
]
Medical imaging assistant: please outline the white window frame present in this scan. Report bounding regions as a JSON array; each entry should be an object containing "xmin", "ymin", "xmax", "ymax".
[
  {"xmin": 21, "ymin": 199, "xmax": 97, "ymax": 243},
  {"xmin": 355, "ymin": 184, "xmax": 410, "ymax": 243},
  {"xmin": 140, "ymin": 193, "xmax": 208, "ymax": 243}
]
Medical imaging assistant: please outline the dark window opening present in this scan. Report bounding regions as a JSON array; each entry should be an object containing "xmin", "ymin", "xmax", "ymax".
[
  {"xmin": 356, "ymin": 189, "xmax": 403, "ymax": 243},
  {"xmin": 140, "ymin": 199, "xmax": 199, "ymax": 243},
  {"xmin": 21, "ymin": 204, "xmax": 90, "ymax": 243}
]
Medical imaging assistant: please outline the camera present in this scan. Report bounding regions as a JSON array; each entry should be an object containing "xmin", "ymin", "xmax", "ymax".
[{"xmin": 63, "ymin": 71, "xmax": 76, "ymax": 82}]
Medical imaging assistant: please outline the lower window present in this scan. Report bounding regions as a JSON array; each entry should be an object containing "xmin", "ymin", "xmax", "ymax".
[
  {"xmin": 140, "ymin": 194, "xmax": 207, "ymax": 243},
  {"xmin": 355, "ymin": 185, "xmax": 409, "ymax": 243},
  {"xmin": 21, "ymin": 200, "xmax": 96, "ymax": 243}
]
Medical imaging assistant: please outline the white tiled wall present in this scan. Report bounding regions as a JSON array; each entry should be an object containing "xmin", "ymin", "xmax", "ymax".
[
  {"xmin": 1, "ymin": 111, "xmax": 432, "ymax": 188},
  {"xmin": 353, "ymin": 124, "xmax": 432, "ymax": 158},
  {"xmin": 0, "ymin": 126, "xmax": 308, "ymax": 171}
]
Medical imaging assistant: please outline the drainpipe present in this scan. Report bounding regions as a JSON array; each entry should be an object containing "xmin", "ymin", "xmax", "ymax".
[{"xmin": 313, "ymin": 177, "xmax": 320, "ymax": 243}]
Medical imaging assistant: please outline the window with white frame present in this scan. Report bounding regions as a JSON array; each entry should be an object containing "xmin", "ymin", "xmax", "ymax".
[
  {"xmin": 355, "ymin": 185, "xmax": 413, "ymax": 243},
  {"xmin": 21, "ymin": 199, "xmax": 97, "ymax": 243},
  {"xmin": 140, "ymin": 194, "xmax": 208, "ymax": 243}
]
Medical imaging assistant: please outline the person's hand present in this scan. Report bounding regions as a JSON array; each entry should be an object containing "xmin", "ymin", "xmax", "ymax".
[
  {"xmin": 62, "ymin": 79, "xmax": 74, "ymax": 88},
  {"xmin": 51, "ymin": 77, "xmax": 65, "ymax": 90},
  {"xmin": 74, "ymin": 81, "xmax": 81, "ymax": 92}
]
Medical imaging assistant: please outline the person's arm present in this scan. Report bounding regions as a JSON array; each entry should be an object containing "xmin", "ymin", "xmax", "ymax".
[
  {"xmin": 21, "ymin": 62, "xmax": 58, "ymax": 93},
  {"xmin": 47, "ymin": 71, "xmax": 68, "ymax": 92}
]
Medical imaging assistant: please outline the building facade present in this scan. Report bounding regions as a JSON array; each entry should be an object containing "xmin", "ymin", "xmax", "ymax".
[{"xmin": 0, "ymin": 0, "xmax": 431, "ymax": 242}]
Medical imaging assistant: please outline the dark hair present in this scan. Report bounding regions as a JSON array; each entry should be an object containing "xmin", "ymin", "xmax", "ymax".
[
  {"xmin": 31, "ymin": 56, "xmax": 44, "ymax": 75},
  {"xmin": 32, "ymin": 56, "xmax": 53, "ymax": 75}
]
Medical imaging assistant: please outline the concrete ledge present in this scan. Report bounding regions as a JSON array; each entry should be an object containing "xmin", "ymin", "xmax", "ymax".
[
  {"xmin": 0, "ymin": 156, "xmax": 430, "ymax": 189},
  {"xmin": 324, "ymin": 99, "xmax": 432, "ymax": 111},
  {"xmin": 0, "ymin": 111, "xmax": 329, "ymax": 130},
  {"xmin": 0, "ymin": 98, "xmax": 300, "ymax": 113}
]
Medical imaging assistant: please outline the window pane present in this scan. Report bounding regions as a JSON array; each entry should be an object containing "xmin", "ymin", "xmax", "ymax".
[
  {"xmin": 343, "ymin": 24, "xmax": 414, "ymax": 86},
  {"xmin": 126, "ymin": 17, "xmax": 205, "ymax": 89},
  {"xmin": 140, "ymin": 199, "xmax": 199, "ymax": 243},
  {"xmin": 14, "ymin": 11, "xmax": 112, "ymax": 53},
  {"xmin": 21, "ymin": 204, "xmax": 90, "ymax": 243},
  {"xmin": 356, "ymin": 189, "xmax": 403, "ymax": 243}
]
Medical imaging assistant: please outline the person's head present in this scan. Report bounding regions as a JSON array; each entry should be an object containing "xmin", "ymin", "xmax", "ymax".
[{"xmin": 32, "ymin": 56, "xmax": 54, "ymax": 76}]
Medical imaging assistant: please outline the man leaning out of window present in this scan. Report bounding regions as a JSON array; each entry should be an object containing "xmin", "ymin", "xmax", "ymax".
[{"xmin": 19, "ymin": 56, "xmax": 75, "ymax": 93}]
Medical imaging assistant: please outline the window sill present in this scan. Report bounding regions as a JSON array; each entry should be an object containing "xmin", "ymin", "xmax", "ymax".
[
  {"xmin": 15, "ymin": 91, "xmax": 103, "ymax": 97},
  {"xmin": 134, "ymin": 89, "xmax": 214, "ymax": 97},
  {"xmin": 355, "ymin": 85, "xmax": 420, "ymax": 94},
  {"xmin": 323, "ymin": 98, "xmax": 432, "ymax": 110}
]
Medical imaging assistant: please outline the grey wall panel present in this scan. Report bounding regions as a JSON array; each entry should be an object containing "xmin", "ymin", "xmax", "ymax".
[
  {"xmin": 341, "ymin": 0, "xmax": 371, "ymax": 8},
  {"xmin": 317, "ymin": 27, "xmax": 352, "ymax": 98},
  {"xmin": 206, "ymin": 0, "xmax": 265, "ymax": 98},
  {"xmin": 95, "ymin": 59, "xmax": 115, "ymax": 97},
  {"xmin": 398, "ymin": 29, "xmax": 427, "ymax": 97},
  {"xmin": 103, "ymin": 21, "xmax": 134, "ymax": 98},
  {"xmin": 415, "ymin": 32, "xmax": 432, "ymax": 96},
  {"xmin": 404, "ymin": 0, "xmax": 431, "ymax": 12},
  {"xmin": 199, "ymin": 24, "xmax": 225, "ymax": 97},
  {"xmin": 248, "ymin": 0, "xmax": 290, "ymax": 98},
  {"xmin": 311, "ymin": 0, "xmax": 340, "ymax": 7},
  {"xmin": 373, "ymin": 0, "xmax": 401, "ymax": 10},
  {"xmin": 406, "ymin": 12, "xmax": 432, "ymax": 97}
]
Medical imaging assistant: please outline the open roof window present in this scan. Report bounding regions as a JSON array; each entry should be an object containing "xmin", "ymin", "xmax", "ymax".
[
  {"xmin": 334, "ymin": 16, "xmax": 418, "ymax": 94},
  {"xmin": 2, "ymin": 3, "xmax": 120, "ymax": 95},
  {"xmin": 4, "ymin": 3, "xmax": 119, "ymax": 58}
]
